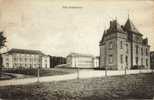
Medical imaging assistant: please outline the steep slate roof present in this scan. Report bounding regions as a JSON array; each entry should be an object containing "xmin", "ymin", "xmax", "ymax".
[
  {"xmin": 100, "ymin": 30, "xmax": 106, "ymax": 43},
  {"xmin": 7, "ymin": 48, "xmax": 45, "ymax": 55},
  {"xmin": 100, "ymin": 18, "xmax": 146, "ymax": 46},
  {"xmin": 124, "ymin": 18, "xmax": 142, "ymax": 35},
  {"xmin": 107, "ymin": 20, "xmax": 125, "ymax": 34},
  {"xmin": 100, "ymin": 20, "xmax": 125, "ymax": 44}
]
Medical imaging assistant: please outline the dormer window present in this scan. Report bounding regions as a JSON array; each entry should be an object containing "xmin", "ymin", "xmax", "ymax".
[{"xmin": 108, "ymin": 55, "xmax": 113, "ymax": 64}]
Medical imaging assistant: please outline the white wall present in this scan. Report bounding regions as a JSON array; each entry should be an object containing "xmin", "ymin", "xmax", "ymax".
[
  {"xmin": 42, "ymin": 56, "xmax": 50, "ymax": 68},
  {"xmin": 67, "ymin": 55, "xmax": 96, "ymax": 68}
]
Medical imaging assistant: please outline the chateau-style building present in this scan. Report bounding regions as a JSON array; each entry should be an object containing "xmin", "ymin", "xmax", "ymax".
[
  {"xmin": 2, "ymin": 48, "xmax": 50, "ymax": 69},
  {"xmin": 99, "ymin": 18, "xmax": 150, "ymax": 70}
]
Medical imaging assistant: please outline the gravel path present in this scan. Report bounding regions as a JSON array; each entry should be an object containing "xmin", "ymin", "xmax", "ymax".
[{"xmin": 0, "ymin": 69, "xmax": 153, "ymax": 86}]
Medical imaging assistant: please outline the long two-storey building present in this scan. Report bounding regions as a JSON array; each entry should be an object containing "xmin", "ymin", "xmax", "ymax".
[
  {"xmin": 2, "ymin": 48, "xmax": 50, "ymax": 68},
  {"xmin": 99, "ymin": 18, "xmax": 150, "ymax": 70},
  {"xmin": 67, "ymin": 52, "xmax": 99, "ymax": 68}
]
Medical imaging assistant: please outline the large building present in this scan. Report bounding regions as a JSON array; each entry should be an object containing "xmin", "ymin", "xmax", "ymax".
[
  {"xmin": 99, "ymin": 18, "xmax": 150, "ymax": 70},
  {"xmin": 67, "ymin": 52, "xmax": 99, "ymax": 68},
  {"xmin": 2, "ymin": 48, "xmax": 50, "ymax": 69}
]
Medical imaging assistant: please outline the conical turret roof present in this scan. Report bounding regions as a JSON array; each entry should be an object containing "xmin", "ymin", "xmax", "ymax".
[
  {"xmin": 99, "ymin": 30, "xmax": 106, "ymax": 44},
  {"xmin": 124, "ymin": 18, "xmax": 140, "ymax": 34}
]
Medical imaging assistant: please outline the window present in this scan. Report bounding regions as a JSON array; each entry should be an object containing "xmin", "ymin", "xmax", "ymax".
[
  {"xmin": 120, "ymin": 41, "xmax": 123, "ymax": 49},
  {"xmin": 136, "ymin": 45, "xmax": 138, "ymax": 54},
  {"xmin": 141, "ymin": 58, "xmax": 143, "ymax": 65},
  {"xmin": 6, "ymin": 63, "xmax": 9, "ymax": 67},
  {"xmin": 146, "ymin": 48, "xmax": 148, "ymax": 56},
  {"xmin": 13, "ymin": 64, "xmax": 16, "ymax": 68},
  {"xmin": 120, "ymin": 55, "xmax": 123, "ymax": 64},
  {"xmin": 20, "ymin": 58, "xmax": 22, "ymax": 61},
  {"xmin": 14, "ymin": 58, "xmax": 17, "ymax": 61},
  {"xmin": 30, "ymin": 64, "xmax": 32, "ymax": 68},
  {"xmin": 126, "ymin": 44, "xmax": 128, "ymax": 53},
  {"xmin": 141, "ymin": 48, "xmax": 143, "ymax": 55},
  {"xmin": 25, "ymin": 58, "xmax": 27, "ymax": 62},
  {"xmin": 30, "ymin": 58, "xmax": 32, "ymax": 62},
  {"xmin": 108, "ymin": 55, "xmax": 113, "ymax": 64},
  {"xmin": 136, "ymin": 57, "xmax": 138, "ymax": 65},
  {"xmin": 125, "ymin": 56, "xmax": 128, "ymax": 65},
  {"xmin": 146, "ymin": 59, "xmax": 148, "ymax": 66},
  {"xmin": 109, "ymin": 41, "xmax": 113, "ymax": 49}
]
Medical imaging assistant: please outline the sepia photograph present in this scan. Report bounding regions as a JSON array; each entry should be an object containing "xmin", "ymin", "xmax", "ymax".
[{"xmin": 0, "ymin": 0, "xmax": 154, "ymax": 100}]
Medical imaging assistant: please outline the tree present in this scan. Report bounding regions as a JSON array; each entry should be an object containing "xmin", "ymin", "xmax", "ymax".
[{"xmin": 0, "ymin": 31, "xmax": 7, "ymax": 77}]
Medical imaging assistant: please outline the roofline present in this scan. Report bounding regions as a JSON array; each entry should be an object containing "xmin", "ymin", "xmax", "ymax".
[
  {"xmin": 67, "ymin": 52, "xmax": 94, "ymax": 58},
  {"xmin": 6, "ymin": 48, "xmax": 45, "ymax": 55}
]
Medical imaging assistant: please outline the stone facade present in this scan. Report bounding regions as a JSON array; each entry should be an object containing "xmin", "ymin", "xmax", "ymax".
[
  {"xmin": 99, "ymin": 18, "xmax": 150, "ymax": 70},
  {"xmin": 2, "ymin": 48, "xmax": 50, "ymax": 69}
]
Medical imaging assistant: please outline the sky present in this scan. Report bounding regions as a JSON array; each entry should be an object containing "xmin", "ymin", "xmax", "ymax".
[{"xmin": 0, "ymin": 0, "xmax": 153, "ymax": 57}]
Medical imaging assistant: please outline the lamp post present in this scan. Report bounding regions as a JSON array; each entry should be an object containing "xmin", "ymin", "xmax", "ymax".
[
  {"xmin": 125, "ymin": 66, "xmax": 127, "ymax": 75},
  {"xmin": 104, "ymin": 43, "xmax": 107, "ymax": 77},
  {"xmin": 37, "ymin": 56, "xmax": 41, "ymax": 83},
  {"xmin": 139, "ymin": 65, "xmax": 142, "ymax": 73},
  {"xmin": 105, "ymin": 65, "xmax": 107, "ymax": 77},
  {"xmin": 75, "ymin": 56, "xmax": 79, "ymax": 80},
  {"xmin": 37, "ymin": 66, "xmax": 40, "ymax": 82}
]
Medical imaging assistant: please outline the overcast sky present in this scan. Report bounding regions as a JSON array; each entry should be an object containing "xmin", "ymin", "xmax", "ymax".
[{"xmin": 0, "ymin": 0, "xmax": 153, "ymax": 57}]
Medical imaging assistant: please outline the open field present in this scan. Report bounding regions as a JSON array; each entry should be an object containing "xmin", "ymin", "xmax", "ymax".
[{"xmin": 0, "ymin": 73, "xmax": 154, "ymax": 100}]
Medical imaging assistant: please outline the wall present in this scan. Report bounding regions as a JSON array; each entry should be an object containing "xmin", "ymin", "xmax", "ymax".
[
  {"xmin": 67, "ymin": 55, "xmax": 95, "ymax": 68},
  {"xmin": 2, "ymin": 53, "xmax": 47, "ymax": 69},
  {"xmin": 116, "ymin": 32, "xmax": 131, "ymax": 70},
  {"xmin": 100, "ymin": 33, "xmax": 118, "ymax": 70},
  {"xmin": 42, "ymin": 56, "xmax": 50, "ymax": 68}
]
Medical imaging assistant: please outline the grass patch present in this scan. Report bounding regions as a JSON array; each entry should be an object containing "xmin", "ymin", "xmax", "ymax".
[
  {"xmin": 0, "ymin": 73, "xmax": 154, "ymax": 100},
  {"xmin": 0, "ymin": 73, "xmax": 15, "ymax": 80},
  {"xmin": 2, "ymin": 68, "xmax": 70, "ymax": 77}
]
